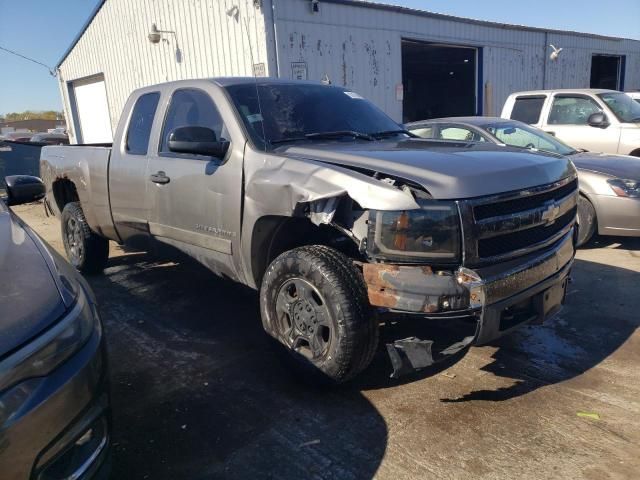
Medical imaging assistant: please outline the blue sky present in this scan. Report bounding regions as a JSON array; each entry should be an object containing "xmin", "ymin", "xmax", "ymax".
[{"xmin": 1, "ymin": 0, "xmax": 639, "ymax": 115}]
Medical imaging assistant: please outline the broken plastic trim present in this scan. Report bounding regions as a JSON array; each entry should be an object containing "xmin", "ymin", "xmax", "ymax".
[{"xmin": 387, "ymin": 335, "xmax": 475, "ymax": 379}]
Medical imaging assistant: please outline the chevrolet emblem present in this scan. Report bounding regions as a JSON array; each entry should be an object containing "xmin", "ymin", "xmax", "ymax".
[{"xmin": 541, "ymin": 201, "xmax": 560, "ymax": 225}]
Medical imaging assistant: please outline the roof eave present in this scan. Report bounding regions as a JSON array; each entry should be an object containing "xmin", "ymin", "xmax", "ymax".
[{"xmin": 55, "ymin": 0, "xmax": 107, "ymax": 69}]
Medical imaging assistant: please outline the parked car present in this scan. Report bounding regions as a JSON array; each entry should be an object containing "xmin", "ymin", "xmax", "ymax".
[
  {"xmin": 501, "ymin": 89, "xmax": 640, "ymax": 156},
  {"xmin": 30, "ymin": 132, "xmax": 69, "ymax": 145},
  {"xmin": 1, "ymin": 131, "xmax": 33, "ymax": 142},
  {"xmin": 40, "ymin": 78, "xmax": 578, "ymax": 383},
  {"xmin": 627, "ymin": 91, "xmax": 640, "ymax": 104},
  {"xmin": 406, "ymin": 117, "xmax": 640, "ymax": 245},
  {"xmin": 0, "ymin": 175, "xmax": 110, "ymax": 479}
]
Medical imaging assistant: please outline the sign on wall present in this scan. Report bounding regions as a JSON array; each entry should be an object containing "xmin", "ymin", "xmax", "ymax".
[
  {"xmin": 253, "ymin": 63, "xmax": 266, "ymax": 77},
  {"xmin": 291, "ymin": 62, "xmax": 308, "ymax": 80}
]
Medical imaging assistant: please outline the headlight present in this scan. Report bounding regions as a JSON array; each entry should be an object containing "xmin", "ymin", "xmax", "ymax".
[
  {"xmin": 607, "ymin": 178, "xmax": 640, "ymax": 198},
  {"xmin": 367, "ymin": 200, "xmax": 461, "ymax": 262},
  {"xmin": 0, "ymin": 288, "xmax": 97, "ymax": 395}
]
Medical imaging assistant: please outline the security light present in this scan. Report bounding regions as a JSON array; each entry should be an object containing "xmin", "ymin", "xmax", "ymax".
[{"xmin": 148, "ymin": 24, "xmax": 162, "ymax": 44}]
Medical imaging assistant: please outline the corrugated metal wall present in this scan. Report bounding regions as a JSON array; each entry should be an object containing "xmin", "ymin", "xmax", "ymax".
[
  {"xmin": 58, "ymin": 0, "xmax": 640, "ymax": 133},
  {"xmin": 271, "ymin": 0, "xmax": 640, "ymax": 121},
  {"xmin": 58, "ymin": 0, "xmax": 269, "ymax": 142}
]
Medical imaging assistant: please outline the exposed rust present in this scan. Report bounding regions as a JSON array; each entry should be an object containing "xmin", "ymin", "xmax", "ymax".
[{"xmin": 362, "ymin": 263, "xmax": 438, "ymax": 312}]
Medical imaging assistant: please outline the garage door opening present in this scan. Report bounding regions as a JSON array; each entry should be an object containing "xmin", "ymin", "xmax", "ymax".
[
  {"xmin": 590, "ymin": 55, "xmax": 625, "ymax": 90},
  {"xmin": 401, "ymin": 40, "xmax": 479, "ymax": 123},
  {"xmin": 68, "ymin": 74, "xmax": 113, "ymax": 144}
]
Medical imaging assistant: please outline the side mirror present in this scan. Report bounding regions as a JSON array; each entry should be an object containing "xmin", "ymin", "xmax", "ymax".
[
  {"xmin": 5, "ymin": 175, "xmax": 45, "ymax": 206},
  {"xmin": 588, "ymin": 112, "xmax": 609, "ymax": 128},
  {"xmin": 168, "ymin": 126, "xmax": 229, "ymax": 159}
]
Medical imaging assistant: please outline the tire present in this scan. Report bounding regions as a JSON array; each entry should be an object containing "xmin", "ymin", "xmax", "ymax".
[
  {"xmin": 260, "ymin": 245, "xmax": 378, "ymax": 385},
  {"xmin": 61, "ymin": 202, "xmax": 109, "ymax": 274},
  {"xmin": 576, "ymin": 195, "xmax": 597, "ymax": 247}
]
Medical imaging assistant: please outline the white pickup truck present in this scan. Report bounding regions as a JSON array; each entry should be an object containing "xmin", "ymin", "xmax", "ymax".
[{"xmin": 501, "ymin": 89, "xmax": 640, "ymax": 156}]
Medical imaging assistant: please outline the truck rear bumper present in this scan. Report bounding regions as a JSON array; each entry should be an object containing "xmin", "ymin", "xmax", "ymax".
[{"xmin": 363, "ymin": 230, "xmax": 575, "ymax": 377}]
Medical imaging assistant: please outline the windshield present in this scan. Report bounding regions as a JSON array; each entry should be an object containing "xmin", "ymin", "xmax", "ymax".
[
  {"xmin": 482, "ymin": 122, "xmax": 577, "ymax": 156},
  {"xmin": 224, "ymin": 83, "xmax": 402, "ymax": 148},
  {"xmin": 598, "ymin": 92, "xmax": 640, "ymax": 123}
]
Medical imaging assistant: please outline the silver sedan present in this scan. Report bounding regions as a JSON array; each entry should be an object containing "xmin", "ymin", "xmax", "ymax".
[{"xmin": 406, "ymin": 117, "xmax": 640, "ymax": 245}]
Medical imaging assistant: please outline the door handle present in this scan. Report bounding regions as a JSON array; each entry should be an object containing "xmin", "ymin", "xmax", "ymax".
[{"xmin": 150, "ymin": 171, "xmax": 170, "ymax": 184}]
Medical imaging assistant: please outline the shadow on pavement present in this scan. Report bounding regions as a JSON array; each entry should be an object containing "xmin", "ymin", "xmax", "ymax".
[
  {"xmin": 85, "ymin": 250, "xmax": 387, "ymax": 480},
  {"xmin": 440, "ymin": 258, "xmax": 639, "ymax": 402}
]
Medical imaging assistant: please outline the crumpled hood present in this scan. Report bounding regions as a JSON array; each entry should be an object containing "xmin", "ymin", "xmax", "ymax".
[
  {"xmin": 0, "ymin": 209, "xmax": 66, "ymax": 358},
  {"xmin": 570, "ymin": 152, "xmax": 640, "ymax": 180},
  {"xmin": 279, "ymin": 139, "xmax": 575, "ymax": 199}
]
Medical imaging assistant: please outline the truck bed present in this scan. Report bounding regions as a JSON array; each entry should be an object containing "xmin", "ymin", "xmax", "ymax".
[{"xmin": 40, "ymin": 144, "xmax": 116, "ymax": 240}]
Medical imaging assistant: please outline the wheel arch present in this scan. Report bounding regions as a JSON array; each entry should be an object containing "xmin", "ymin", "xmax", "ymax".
[
  {"xmin": 249, "ymin": 215, "xmax": 363, "ymax": 289},
  {"xmin": 51, "ymin": 178, "xmax": 80, "ymax": 214}
]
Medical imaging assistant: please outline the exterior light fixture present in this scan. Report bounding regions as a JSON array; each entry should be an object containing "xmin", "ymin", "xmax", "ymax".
[{"xmin": 148, "ymin": 23, "xmax": 182, "ymax": 63}]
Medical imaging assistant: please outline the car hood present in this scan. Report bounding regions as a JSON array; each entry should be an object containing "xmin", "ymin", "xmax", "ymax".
[
  {"xmin": 570, "ymin": 152, "xmax": 640, "ymax": 180},
  {"xmin": 0, "ymin": 209, "xmax": 67, "ymax": 358},
  {"xmin": 279, "ymin": 139, "xmax": 575, "ymax": 199}
]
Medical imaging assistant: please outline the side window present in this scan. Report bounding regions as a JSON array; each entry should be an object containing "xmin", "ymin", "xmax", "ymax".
[
  {"xmin": 409, "ymin": 126, "xmax": 434, "ymax": 139},
  {"xmin": 491, "ymin": 126, "xmax": 558, "ymax": 152},
  {"xmin": 548, "ymin": 96, "xmax": 601, "ymax": 125},
  {"xmin": 160, "ymin": 88, "xmax": 226, "ymax": 154},
  {"xmin": 438, "ymin": 126, "xmax": 485, "ymax": 142},
  {"xmin": 510, "ymin": 96, "xmax": 545, "ymax": 124},
  {"xmin": 126, "ymin": 92, "xmax": 160, "ymax": 155}
]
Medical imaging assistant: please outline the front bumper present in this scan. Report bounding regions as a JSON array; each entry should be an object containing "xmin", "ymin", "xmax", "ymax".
[
  {"xmin": 362, "ymin": 230, "xmax": 575, "ymax": 377},
  {"xmin": 0, "ymin": 292, "xmax": 110, "ymax": 480},
  {"xmin": 593, "ymin": 194, "xmax": 640, "ymax": 237}
]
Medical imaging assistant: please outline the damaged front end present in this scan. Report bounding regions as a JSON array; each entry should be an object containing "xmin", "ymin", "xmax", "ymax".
[
  {"xmin": 361, "ymin": 236, "xmax": 573, "ymax": 379},
  {"xmin": 354, "ymin": 179, "xmax": 576, "ymax": 378},
  {"xmin": 244, "ymin": 147, "xmax": 577, "ymax": 379},
  {"xmin": 299, "ymin": 176, "xmax": 575, "ymax": 379}
]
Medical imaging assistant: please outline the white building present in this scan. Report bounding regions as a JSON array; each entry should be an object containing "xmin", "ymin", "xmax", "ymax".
[{"xmin": 56, "ymin": 0, "xmax": 640, "ymax": 144}]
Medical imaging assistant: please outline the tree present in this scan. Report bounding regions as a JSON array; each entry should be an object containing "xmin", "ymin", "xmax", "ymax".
[{"xmin": 2, "ymin": 110, "xmax": 64, "ymax": 121}]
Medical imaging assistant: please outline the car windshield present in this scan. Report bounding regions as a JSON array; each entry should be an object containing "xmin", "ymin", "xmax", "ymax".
[
  {"xmin": 482, "ymin": 122, "xmax": 577, "ymax": 156},
  {"xmin": 224, "ymin": 83, "xmax": 403, "ymax": 148},
  {"xmin": 598, "ymin": 92, "xmax": 640, "ymax": 123}
]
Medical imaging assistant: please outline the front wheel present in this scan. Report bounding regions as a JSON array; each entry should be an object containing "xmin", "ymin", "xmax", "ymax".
[
  {"xmin": 260, "ymin": 245, "xmax": 378, "ymax": 385},
  {"xmin": 61, "ymin": 202, "xmax": 109, "ymax": 274},
  {"xmin": 576, "ymin": 195, "xmax": 597, "ymax": 247}
]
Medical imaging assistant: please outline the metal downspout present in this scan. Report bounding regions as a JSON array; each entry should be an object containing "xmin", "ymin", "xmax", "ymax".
[
  {"xmin": 542, "ymin": 31, "xmax": 548, "ymax": 89},
  {"xmin": 268, "ymin": 0, "xmax": 281, "ymax": 77}
]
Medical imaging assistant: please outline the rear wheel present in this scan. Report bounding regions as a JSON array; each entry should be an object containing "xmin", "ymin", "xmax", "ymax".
[
  {"xmin": 260, "ymin": 245, "xmax": 378, "ymax": 385},
  {"xmin": 61, "ymin": 202, "xmax": 109, "ymax": 274},
  {"xmin": 576, "ymin": 195, "xmax": 597, "ymax": 247}
]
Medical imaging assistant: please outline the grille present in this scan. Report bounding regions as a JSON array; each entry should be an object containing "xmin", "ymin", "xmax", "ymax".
[
  {"xmin": 470, "ymin": 177, "xmax": 578, "ymax": 261},
  {"xmin": 478, "ymin": 206, "xmax": 576, "ymax": 258},
  {"xmin": 474, "ymin": 179, "xmax": 578, "ymax": 221}
]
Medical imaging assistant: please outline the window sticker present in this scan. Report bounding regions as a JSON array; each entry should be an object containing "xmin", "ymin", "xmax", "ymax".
[{"xmin": 247, "ymin": 113, "xmax": 264, "ymax": 123}]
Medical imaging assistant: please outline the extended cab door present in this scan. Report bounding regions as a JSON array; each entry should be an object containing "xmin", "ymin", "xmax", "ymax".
[
  {"xmin": 144, "ymin": 84, "xmax": 244, "ymax": 280},
  {"xmin": 109, "ymin": 89, "xmax": 162, "ymax": 245},
  {"xmin": 541, "ymin": 93, "xmax": 621, "ymax": 154}
]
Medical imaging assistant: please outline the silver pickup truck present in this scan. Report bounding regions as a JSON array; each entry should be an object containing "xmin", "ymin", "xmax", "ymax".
[{"xmin": 41, "ymin": 78, "xmax": 578, "ymax": 383}]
